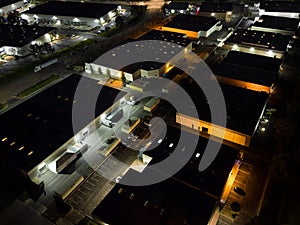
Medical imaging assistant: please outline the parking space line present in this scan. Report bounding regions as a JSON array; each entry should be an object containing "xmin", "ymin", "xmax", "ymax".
[
  {"xmin": 78, "ymin": 189, "xmax": 87, "ymax": 195},
  {"xmin": 86, "ymin": 181, "xmax": 96, "ymax": 187},
  {"xmin": 73, "ymin": 194, "xmax": 82, "ymax": 200}
]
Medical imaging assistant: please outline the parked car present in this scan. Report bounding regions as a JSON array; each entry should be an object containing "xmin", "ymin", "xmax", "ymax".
[{"xmin": 234, "ymin": 186, "xmax": 246, "ymax": 196}]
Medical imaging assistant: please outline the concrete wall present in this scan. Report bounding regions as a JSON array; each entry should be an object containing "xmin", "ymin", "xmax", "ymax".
[
  {"xmin": 22, "ymin": 8, "xmax": 117, "ymax": 29},
  {"xmin": 223, "ymin": 43, "xmax": 284, "ymax": 59},
  {"xmin": 198, "ymin": 11, "xmax": 233, "ymax": 22},
  {"xmin": 250, "ymin": 25, "xmax": 296, "ymax": 36},
  {"xmin": 176, "ymin": 113, "xmax": 251, "ymax": 147},
  {"xmin": 214, "ymin": 75, "xmax": 271, "ymax": 93},
  {"xmin": 259, "ymin": 9, "xmax": 300, "ymax": 19},
  {"xmin": 0, "ymin": 1, "xmax": 25, "ymax": 15}
]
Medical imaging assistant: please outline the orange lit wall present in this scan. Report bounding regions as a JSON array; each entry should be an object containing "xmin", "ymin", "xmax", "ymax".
[
  {"xmin": 214, "ymin": 75, "xmax": 271, "ymax": 93},
  {"xmin": 160, "ymin": 26, "xmax": 199, "ymax": 39},
  {"xmin": 176, "ymin": 113, "xmax": 251, "ymax": 146}
]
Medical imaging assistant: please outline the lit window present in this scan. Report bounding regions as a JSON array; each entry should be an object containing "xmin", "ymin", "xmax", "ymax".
[
  {"xmin": 196, "ymin": 153, "xmax": 201, "ymax": 158},
  {"xmin": 19, "ymin": 146, "xmax": 24, "ymax": 151},
  {"xmin": 2, "ymin": 137, "xmax": 8, "ymax": 142},
  {"xmin": 27, "ymin": 151, "xmax": 34, "ymax": 156},
  {"xmin": 169, "ymin": 143, "xmax": 174, "ymax": 148}
]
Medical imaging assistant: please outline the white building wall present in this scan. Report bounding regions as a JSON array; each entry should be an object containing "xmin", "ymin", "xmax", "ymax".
[
  {"xmin": 259, "ymin": 9, "xmax": 300, "ymax": 19},
  {"xmin": 0, "ymin": 1, "xmax": 25, "ymax": 15},
  {"xmin": 250, "ymin": 25, "xmax": 296, "ymax": 36},
  {"xmin": 223, "ymin": 43, "xmax": 284, "ymax": 58},
  {"xmin": 22, "ymin": 8, "xmax": 117, "ymax": 28}
]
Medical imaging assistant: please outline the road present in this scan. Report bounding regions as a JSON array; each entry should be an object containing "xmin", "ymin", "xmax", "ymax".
[{"xmin": 0, "ymin": 0, "xmax": 164, "ymax": 110}]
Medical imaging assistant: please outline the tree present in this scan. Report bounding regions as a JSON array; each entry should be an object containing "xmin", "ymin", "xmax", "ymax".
[{"xmin": 115, "ymin": 16, "xmax": 124, "ymax": 28}]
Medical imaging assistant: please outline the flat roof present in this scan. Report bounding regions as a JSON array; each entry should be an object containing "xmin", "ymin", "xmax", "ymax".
[
  {"xmin": 200, "ymin": 2, "xmax": 233, "ymax": 12},
  {"xmin": 164, "ymin": 14, "xmax": 219, "ymax": 32},
  {"xmin": 144, "ymin": 125, "xmax": 238, "ymax": 197},
  {"xmin": 136, "ymin": 30, "xmax": 191, "ymax": 47},
  {"xmin": 178, "ymin": 78, "xmax": 268, "ymax": 135},
  {"xmin": 0, "ymin": 24, "xmax": 54, "ymax": 48},
  {"xmin": 92, "ymin": 38, "xmax": 186, "ymax": 71},
  {"xmin": 24, "ymin": 1, "xmax": 118, "ymax": 19},
  {"xmin": 0, "ymin": 0, "xmax": 21, "ymax": 8},
  {"xmin": 260, "ymin": 0, "xmax": 300, "ymax": 13},
  {"xmin": 213, "ymin": 63, "xmax": 277, "ymax": 87},
  {"xmin": 122, "ymin": 61, "xmax": 165, "ymax": 74},
  {"xmin": 221, "ymin": 51, "xmax": 282, "ymax": 73},
  {"xmin": 212, "ymin": 51, "xmax": 281, "ymax": 87},
  {"xmin": 0, "ymin": 74, "xmax": 126, "ymax": 172},
  {"xmin": 120, "ymin": 30, "xmax": 191, "ymax": 74},
  {"xmin": 252, "ymin": 15, "xmax": 300, "ymax": 32},
  {"xmin": 93, "ymin": 169, "xmax": 216, "ymax": 225},
  {"xmin": 226, "ymin": 29, "xmax": 291, "ymax": 51},
  {"xmin": 165, "ymin": 1, "xmax": 190, "ymax": 10}
]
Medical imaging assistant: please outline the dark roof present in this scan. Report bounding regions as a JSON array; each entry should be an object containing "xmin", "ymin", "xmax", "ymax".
[
  {"xmin": 212, "ymin": 51, "xmax": 281, "ymax": 87},
  {"xmin": 144, "ymin": 125, "xmax": 238, "ymax": 197},
  {"xmin": 0, "ymin": 74, "xmax": 126, "ymax": 172},
  {"xmin": 25, "ymin": 1, "xmax": 118, "ymax": 19},
  {"xmin": 0, "ymin": 0, "xmax": 21, "ymax": 8},
  {"xmin": 200, "ymin": 2, "xmax": 233, "ymax": 12},
  {"xmin": 213, "ymin": 63, "xmax": 277, "ymax": 87},
  {"xmin": 164, "ymin": 14, "xmax": 219, "ymax": 32},
  {"xmin": 165, "ymin": 1, "xmax": 190, "ymax": 10},
  {"xmin": 122, "ymin": 61, "xmax": 165, "ymax": 74},
  {"xmin": 260, "ymin": 0, "xmax": 300, "ymax": 13},
  {"xmin": 220, "ymin": 51, "xmax": 282, "ymax": 73},
  {"xmin": 0, "ymin": 24, "xmax": 54, "ymax": 48},
  {"xmin": 252, "ymin": 15, "xmax": 300, "ymax": 32},
  {"xmin": 226, "ymin": 29, "xmax": 291, "ymax": 51},
  {"xmin": 136, "ymin": 30, "xmax": 191, "ymax": 47},
  {"xmin": 93, "ymin": 169, "xmax": 217, "ymax": 225},
  {"xmin": 178, "ymin": 78, "xmax": 268, "ymax": 135}
]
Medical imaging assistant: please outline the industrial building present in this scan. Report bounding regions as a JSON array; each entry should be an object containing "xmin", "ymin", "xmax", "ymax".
[
  {"xmin": 85, "ymin": 30, "xmax": 192, "ymax": 82},
  {"xmin": 0, "ymin": 0, "xmax": 27, "ymax": 15},
  {"xmin": 176, "ymin": 79, "xmax": 269, "ymax": 147},
  {"xmin": 259, "ymin": 0, "xmax": 300, "ymax": 19},
  {"xmin": 21, "ymin": 1, "xmax": 120, "ymax": 29},
  {"xmin": 199, "ymin": 2, "xmax": 233, "ymax": 22},
  {"xmin": 212, "ymin": 51, "xmax": 281, "ymax": 93},
  {"xmin": 93, "ymin": 126, "xmax": 239, "ymax": 225},
  {"xmin": 164, "ymin": 1, "xmax": 192, "ymax": 15},
  {"xmin": 0, "ymin": 24, "xmax": 55, "ymax": 56},
  {"xmin": 251, "ymin": 15, "xmax": 300, "ymax": 35},
  {"xmin": 93, "ymin": 170, "xmax": 217, "ymax": 225},
  {"xmin": 161, "ymin": 14, "xmax": 222, "ymax": 38},
  {"xmin": 0, "ymin": 74, "xmax": 127, "ymax": 183},
  {"xmin": 224, "ymin": 29, "xmax": 292, "ymax": 58}
]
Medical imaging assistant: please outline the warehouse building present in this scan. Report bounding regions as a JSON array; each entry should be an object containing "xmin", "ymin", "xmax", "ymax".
[
  {"xmin": 0, "ymin": 74, "xmax": 127, "ymax": 184},
  {"xmin": 0, "ymin": 0, "xmax": 27, "ymax": 15},
  {"xmin": 199, "ymin": 2, "xmax": 233, "ymax": 22},
  {"xmin": 85, "ymin": 30, "xmax": 192, "ymax": 82},
  {"xmin": 93, "ymin": 169, "xmax": 217, "ymax": 225},
  {"xmin": 0, "ymin": 24, "xmax": 55, "ymax": 56},
  {"xmin": 93, "ymin": 126, "xmax": 239, "ymax": 225},
  {"xmin": 164, "ymin": 1, "xmax": 192, "ymax": 15},
  {"xmin": 161, "ymin": 14, "xmax": 222, "ymax": 38},
  {"xmin": 251, "ymin": 15, "xmax": 300, "ymax": 35},
  {"xmin": 224, "ymin": 29, "xmax": 292, "ymax": 58},
  {"xmin": 176, "ymin": 79, "xmax": 268, "ymax": 147},
  {"xmin": 21, "ymin": 1, "xmax": 120, "ymax": 29},
  {"xmin": 259, "ymin": 0, "xmax": 300, "ymax": 19},
  {"xmin": 212, "ymin": 51, "xmax": 281, "ymax": 93}
]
